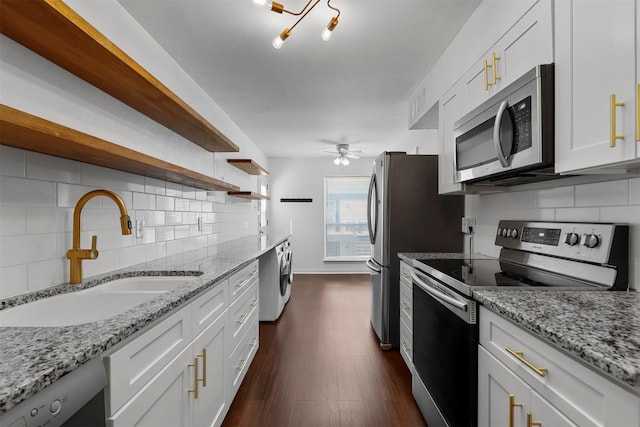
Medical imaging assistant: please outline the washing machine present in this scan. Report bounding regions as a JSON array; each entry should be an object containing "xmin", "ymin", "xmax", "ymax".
[{"xmin": 259, "ymin": 239, "xmax": 293, "ymax": 321}]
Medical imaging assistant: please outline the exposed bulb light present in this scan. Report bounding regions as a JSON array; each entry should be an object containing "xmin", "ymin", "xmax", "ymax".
[
  {"xmin": 321, "ymin": 16, "xmax": 339, "ymax": 41},
  {"xmin": 341, "ymin": 157, "xmax": 350, "ymax": 166},
  {"xmin": 272, "ymin": 28, "xmax": 291, "ymax": 49},
  {"xmin": 334, "ymin": 155, "xmax": 349, "ymax": 166},
  {"xmin": 333, "ymin": 157, "xmax": 341, "ymax": 165},
  {"xmin": 255, "ymin": 0, "xmax": 341, "ymax": 47}
]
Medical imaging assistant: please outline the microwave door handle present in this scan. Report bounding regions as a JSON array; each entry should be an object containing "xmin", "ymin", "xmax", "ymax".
[
  {"xmin": 410, "ymin": 270, "xmax": 468, "ymax": 312},
  {"xmin": 493, "ymin": 100, "xmax": 512, "ymax": 167}
]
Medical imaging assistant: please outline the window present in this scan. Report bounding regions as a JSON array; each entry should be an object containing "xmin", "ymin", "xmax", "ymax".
[{"xmin": 324, "ymin": 176, "xmax": 371, "ymax": 261}]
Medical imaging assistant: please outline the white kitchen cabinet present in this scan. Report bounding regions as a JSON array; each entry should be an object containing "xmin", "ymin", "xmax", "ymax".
[
  {"xmin": 555, "ymin": 0, "xmax": 639, "ymax": 173},
  {"xmin": 479, "ymin": 307, "xmax": 640, "ymax": 427},
  {"xmin": 438, "ymin": 82, "xmax": 467, "ymax": 194},
  {"xmin": 478, "ymin": 346, "xmax": 577, "ymax": 427},
  {"xmin": 108, "ymin": 310, "xmax": 227, "ymax": 427},
  {"xmin": 460, "ymin": 0, "xmax": 553, "ymax": 115},
  {"xmin": 399, "ymin": 261, "xmax": 413, "ymax": 369}
]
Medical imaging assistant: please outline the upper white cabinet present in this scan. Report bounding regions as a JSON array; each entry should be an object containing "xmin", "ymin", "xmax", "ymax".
[
  {"xmin": 555, "ymin": 0, "xmax": 639, "ymax": 173},
  {"xmin": 438, "ymin": 82, "xmax": 467, "ymax": 194},
  {"xmin": 460, "ymin": 0, "xmax": 553, "ymax": 115}
]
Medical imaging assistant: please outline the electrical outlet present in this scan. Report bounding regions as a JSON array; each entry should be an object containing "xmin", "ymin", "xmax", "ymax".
[
  {"xmin": 461, "ymin": 217, "xmax": 476, "ymax": 234},
  {"xmin": 135, "ymin": 220, "xmax": 144, "ymax": 238}
]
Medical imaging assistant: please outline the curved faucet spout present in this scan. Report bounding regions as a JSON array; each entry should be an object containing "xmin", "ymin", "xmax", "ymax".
[{"xmin": 66, "ymin": 189, "xmax": 132, "ymax": 284}]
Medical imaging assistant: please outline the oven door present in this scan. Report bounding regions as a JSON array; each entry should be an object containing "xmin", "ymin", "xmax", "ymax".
[{"xmin": 411, "ymin": 270, "xmax": 478, "ymax": 427}]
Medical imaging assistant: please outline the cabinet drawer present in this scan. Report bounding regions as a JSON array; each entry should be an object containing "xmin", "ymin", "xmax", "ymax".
[
  {"xmin": 228, "ymin": 260, "xmax": 258, "ymax": 302},
  {"xmin": 480, "ymin": 307, "xmax": 640, "ymax": 426},
  {"xmin": 226, "ymin": 317, "xmax": 259, "ymax": 401},
  {"xmin": 191, "ymin": 279, "xmax": 228, "ymax": 336},
  {"xmin": 227, "ymin": 280, "xmax": 259, "ymax": 351},
  {"xmin": 104, "ymin": 305, "xmax": 193, "ymax": 415},
  {"xmin": 400, "ymin": 261, "xmax": 412, "ymax": 286},
  {"xmin": 400, "ymin": 317, "xmax": 412, "ymax": 370},
  {"xmin": 399, "ymin": 280, "xmax": 412, "ymax": 328}
]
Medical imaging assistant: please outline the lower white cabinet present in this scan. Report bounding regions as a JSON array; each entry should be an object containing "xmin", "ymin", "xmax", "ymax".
[
  {"xmin": 478, "ymin": 306, "xmax": 640, "ymax": 427},
  {"xmin": 399, "ymin": 261, "xmax": 413, "ymax": 369},
  {"xmin": 104, "ymin": 260, "xmax": 260, "ymax": 427}
]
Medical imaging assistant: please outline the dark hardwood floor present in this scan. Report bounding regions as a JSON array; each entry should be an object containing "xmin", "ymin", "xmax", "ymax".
[{"xmin": 223, "ymin": 274, "xmax": 427, "ymax": 427}]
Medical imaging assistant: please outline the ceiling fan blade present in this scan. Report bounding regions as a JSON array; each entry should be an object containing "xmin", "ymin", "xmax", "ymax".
[{"xmin": 346, "ymin": 153, "xmax": 361, "ymax": 159}]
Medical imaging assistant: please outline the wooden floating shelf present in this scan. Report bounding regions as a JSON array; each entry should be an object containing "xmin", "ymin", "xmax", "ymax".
[
  {"xmin": 227, "ymin": 159, "xmax": 269, "ymax": 176},
  {"xmin": 227, "ymin": 191, "xmax": 271, "ymax": 201},
  {"xmin": 0, "ymin": 105, "xmax": 240, "ymax": 193},
  {"xmin": 0, "ymin": 0, "xmax": 239, "ymax": 153}
]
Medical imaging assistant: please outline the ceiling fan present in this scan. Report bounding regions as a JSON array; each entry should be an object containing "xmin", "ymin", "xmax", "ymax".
[{"xmin": 324, "ymin": 143, "xmax": 363, "ymax": 166}]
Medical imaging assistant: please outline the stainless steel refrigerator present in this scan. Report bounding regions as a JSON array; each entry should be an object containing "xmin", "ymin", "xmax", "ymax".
[{"xmin": 366, "ymin": 152, "xmax": 464, "ymax": 350}]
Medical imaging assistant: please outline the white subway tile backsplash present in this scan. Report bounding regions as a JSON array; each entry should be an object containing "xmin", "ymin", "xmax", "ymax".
[
  {"xmin": 26, "ymin": 152, "xmax": 81, "ymax": 184},
  {"xmin": 28, "ymin": 259, "xmax": 64, "ymax": 292},
  {"xmin": 0, "ymin": 148, "xmax": 259, "ymax": 298},
  {"xmin": 630, "ymin": 178, "xmax": 640, "ymax": 205},
  {"xmin": 26, "ymin": 207, "xmax": 71, "ymax": 234},
  {"xmin": 0, "ymin": 145, "xmax": 26, "ymax": 178},
  {"xmin": 118, "ymin": 171, "xmax": 145, "ymax": 193},
  {"xmin": 575, "ymin": 180, "xmax": 628, "ymax": 207},
  {"xmin": 554, "ymin": 207, "xmax": 600, "ymax": 222},
  {"xmin": 144, "ymin": 177, "xmax": 166, "ymax": 195},
  {"xmin": 156, "ymin": 195, "xmax": 175, "ymax": 211},
  {"xmin": 0, "ymin": 265, "xmax": 28, "ymax": 299},
  {"xmin": 0, "ymin": 206, "xmax": 26, "ymax": 236},
  {"xmin": 536, "ymin": 186, "xmax": 574, "ymax": 208},
  {"xmin": 80, "ymin": 164, "xmax": 119, "ymax": 189},
  {"xmin": 1, "ymin": 176, "xmax": 56, "ymax": 207},
  {"xmin": 132, "ymin": 192, "xmax": 156, "ymax": 210}
]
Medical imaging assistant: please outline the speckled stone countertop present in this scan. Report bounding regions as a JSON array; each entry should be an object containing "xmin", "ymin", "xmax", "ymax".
[
  {"xmin": 474, "ymin": 290, "xmax": 640, "ymax": 390},
  {"xmin": 399, "ymin": 252, "xmax": 640, "ymax": 390},
  {"xmin": 0, "ymin": 234, "xmax": 290, "ymax": 415}
]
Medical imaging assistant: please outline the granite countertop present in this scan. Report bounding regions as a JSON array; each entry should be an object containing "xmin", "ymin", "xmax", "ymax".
[
  {"xmin": 474, "ymin": 290, "xmax": 640, "ymax": 390},
  {"xmin": 0, "ymin": 234, "xmax": 290, "ymax": 415}
]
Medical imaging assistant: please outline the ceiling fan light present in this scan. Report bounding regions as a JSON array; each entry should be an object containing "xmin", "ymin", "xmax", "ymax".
[
  {"xmin": 334, "ymin": 157, "xmax": 341, "ymax": 165},
  {"xmin": 342, "ymin": 157, "xmax": 350, "ymax": 166},
  {"xmin": 321, "ymin": 17, "xmax": 339, "ymax": 41},
  {"xmin": 272, "ymin": 28, "xmax": 291, "ymax": 49}
]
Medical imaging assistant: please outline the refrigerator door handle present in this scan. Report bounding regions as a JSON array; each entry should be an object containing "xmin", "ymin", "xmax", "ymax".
[
  {"xmin": 367, "ymin": 173, "xmax": 378, "ymax": 245},
  {"xmin": 366, "ymin": 258, "xmax": 382, "ymax": 273}
]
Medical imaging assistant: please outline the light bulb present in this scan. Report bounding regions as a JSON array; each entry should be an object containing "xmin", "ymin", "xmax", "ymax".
[
  {"xmin": 321, "ymin": 28, "xmax": 333, "ymax": 41},
  {"xmin": 272, "ymin": 36, "xmax": 284, "ymax": 49},
  {"xmin": 342, "ymin": 158, "xmax": 350, "ymax": 166},
  {"xmin": 253, "ymin": 0, "xmax": 269, "ymax": 7},
  {"xmin": 321, "ymin": 17, "xmax": 339, "ymax": 42},
  {"xmin": 334, "ymin": 157, "xmax": 341, "ymax": 165}
]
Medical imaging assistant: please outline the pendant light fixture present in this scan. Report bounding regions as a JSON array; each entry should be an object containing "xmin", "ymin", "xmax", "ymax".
[{"xmin": 253, "ymin": 0, "xmax": 341, "ymax": 49}]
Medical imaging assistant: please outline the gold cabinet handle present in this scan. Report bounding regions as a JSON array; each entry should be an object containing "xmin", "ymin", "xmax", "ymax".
[
  {"xmin": 235, "ymin": 278, "xmax": 248, "ymax": 289},
  {"xmin": 492, "ymin": 52, "xmax": 501, "ymax": 85},
  {"xmin": 236, "ymin": 313, "xmax": 248, "ymax": 325},
  {"xmin": 506, "ymin": 348, "xmax": 547, "ymax": 377},
  {"xmin": 401, "ymin": 340, "xmax": 410, "ymax": 353},
  {"xmin": 235, "ymin": 357, "xmax": 247, "ymax": 371},
  {"xmin": 610, "ymin": 94, "xmax": 625, "ymax": 147},
  {"xmin": 527, "ymin": 412, "xmax": 541, "ymax": 427},
  {"xmin": 509, "ymin": 394, "xmax": 523, "ymax": 427},
  {"xmin": 636, "ymin": 84, "xmax": 640, "ymax": 141},
  {"xmin": 250, "ymin": 337, "xmax": 258, "ymax": 347},
  {"xmin": 196, "ymin": 349, "xmax": 207, "ymax": 387},
  {"xmin": 484, "ymin": 60, "xmax": 493, "ymax": 90},
  {"xmin": 250, "ymin": 299, "xmax": 258, "ymax": 308},
  {"xmin": 187, "ymin": 357, "xmax": 199, "ymax": 399},
  {"xmin": 400, "ymin": 272, "xmax": 409, "ymax": 280},
  {"xmin": 400, "ymin": 301, "xmax": 409, "ymax": 310}
]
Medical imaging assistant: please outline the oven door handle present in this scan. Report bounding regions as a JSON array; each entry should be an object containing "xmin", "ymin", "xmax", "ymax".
[{"xmin": 411, "ymin": 270, "xmax": 468, "ymax": 312}]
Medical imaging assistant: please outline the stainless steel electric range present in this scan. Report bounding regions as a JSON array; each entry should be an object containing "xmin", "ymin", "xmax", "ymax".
[{"xmin": 409, "ymin": 220, "xmax": 629, "ymax": 427}]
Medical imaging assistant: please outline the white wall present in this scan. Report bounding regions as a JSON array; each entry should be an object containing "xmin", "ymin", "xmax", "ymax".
[
  {"xmin": 465, "ymin": 178, "xmax": 640, "ymax": 290},
  {"xmin": 268, "ymin": 157, "xmax": 377, "ymax": 274},
  {"xmin": 0, "ymin": 147, "xmax": 259, "ymax": 299}
]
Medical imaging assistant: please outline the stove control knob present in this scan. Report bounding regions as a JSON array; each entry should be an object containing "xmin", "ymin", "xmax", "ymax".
[
  {"xmin": 564, "ymin": 232, "xmax": 579, "ymax": 246},
  {"xmin": 497, "ymin": 227, "xmax": 502, "ymax": 236},
  {"xmin": 510, "ymin": 229, "xmax": 519, "ymax": 239},
  {"xmin": 501, "ymin": 228, "xmax": 509, "ymax": 238},
  {"xmin": 581, "ymin": 233, "xmax": 600, "ymax": 248}
]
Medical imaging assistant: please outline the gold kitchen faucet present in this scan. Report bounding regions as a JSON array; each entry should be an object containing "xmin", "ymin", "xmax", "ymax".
[{"xmin": 66, "ymin": 190, "xmax": 132, "ymax": 284}]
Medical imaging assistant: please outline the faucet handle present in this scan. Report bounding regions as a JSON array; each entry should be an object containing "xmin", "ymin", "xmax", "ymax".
[{"xmin": 89, "ymin": 235, "xmax": 99, "ymax": 259}]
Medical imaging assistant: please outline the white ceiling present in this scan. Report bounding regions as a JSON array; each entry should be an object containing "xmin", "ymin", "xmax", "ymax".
[{"xmin": 118, "ymin": 0, "xmax": 481, "ymax": 158}]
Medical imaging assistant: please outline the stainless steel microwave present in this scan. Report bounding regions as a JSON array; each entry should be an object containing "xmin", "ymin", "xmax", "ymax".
[{"xmin": 453, "ymin": 64, "xmax": 554, "ymax": 186}]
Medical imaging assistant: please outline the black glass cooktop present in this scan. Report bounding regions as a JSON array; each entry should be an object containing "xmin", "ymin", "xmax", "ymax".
[{"xmin": 415, "ymin": 258, "xmax": 600, "ymax": 290}]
